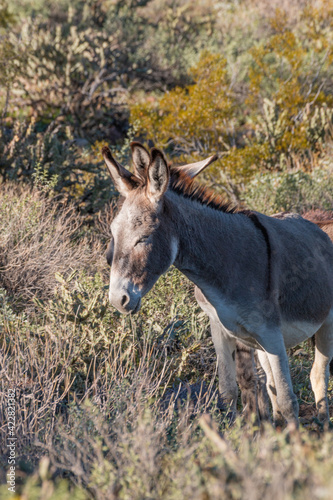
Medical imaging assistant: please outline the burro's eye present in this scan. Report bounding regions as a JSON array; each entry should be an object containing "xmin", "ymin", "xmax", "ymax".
[{"xmin": 135, "ymin": 236, "xmax": 149, "ymax": 246}]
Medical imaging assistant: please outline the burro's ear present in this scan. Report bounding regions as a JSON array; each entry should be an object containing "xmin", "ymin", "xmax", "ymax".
[
  {"xmin": 174, "ymin": 154, "xmax": 218, "ymax": 179},
  {"xmin": 146, "ymin": 148, "xmax": 169, "ymax": 203},
  {"xmin": 102, "ymin": 146, "xmax": 136, "ymax": 196},
  {"xmin": 130, "ymin": 141, "xmax": 151, "ymax": 180}
]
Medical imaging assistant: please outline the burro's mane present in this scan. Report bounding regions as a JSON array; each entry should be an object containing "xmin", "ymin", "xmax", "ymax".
[{"xmin": 169, "ymin": 168, "xmax": 237, "ymax": 213}]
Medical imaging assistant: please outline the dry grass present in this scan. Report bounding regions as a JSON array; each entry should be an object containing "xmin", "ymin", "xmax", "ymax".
[
  {"xmin": 0, "ymin": 183, "xmax": 333, "ymax": 499},
  {"xmin": 2, "ymin": 298, "xmax": 332, "ymax": 500},
  {"xmin": 0, "ymin": 183, "xmax": 104, "ymax": 308}
]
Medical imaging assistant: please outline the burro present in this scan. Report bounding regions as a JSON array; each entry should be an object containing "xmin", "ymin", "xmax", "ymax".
[{"xmin": 102, "ymin": 142, "xmax": 333, "ymax": 428}]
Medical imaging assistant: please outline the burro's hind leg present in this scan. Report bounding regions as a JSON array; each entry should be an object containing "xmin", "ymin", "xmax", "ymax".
[
  {"xmin": 310, "ymin": 309, "xmax": 333, "ymax": 424},
  {"xmin": 254, "ymin": 350, "xmax": 271, "ymax": 421},
  {"xmin": 236, "ymin": 341, "xmax": 258, "ymax": 419},
  {"xmin": 259, "ymin": 329, "xmax": 299, "ymax": 427},
  {"xmin": 210, "ymin": 317, "xmax": 238, "ymax": 415},
  {"xmin": 236, "ymin": 342, "xmax": 270, "ymax": 421}
]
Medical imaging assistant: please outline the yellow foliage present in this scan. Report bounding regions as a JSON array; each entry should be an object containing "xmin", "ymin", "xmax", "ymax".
[
  {"xmin": 222, "ymin": 143, "xmax": 272, "ymax": 179},
  {"xmin": 130, "ymin": 53, "xmax": 234, "ymax": 152},
  {"xmin": 131, "ymin": 2, "xmax": 333, "ymax": 180},
  {"xmin": 248, "ymin": 4, "xmax": 333, "ymax": 160}
]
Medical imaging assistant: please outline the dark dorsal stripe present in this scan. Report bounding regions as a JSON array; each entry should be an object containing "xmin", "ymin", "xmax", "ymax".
[{"xmin": 240, "ymin": 210, "xmax": 272, "ymax": 294}]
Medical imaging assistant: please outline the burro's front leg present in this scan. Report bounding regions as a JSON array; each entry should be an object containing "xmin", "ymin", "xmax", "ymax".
[
  {"xmin": 194, "ymin": 287, "xmax": 238, "ymax": 415},
  {"xmin": 210, "ymin": 317, "xmax": 238, "ymax": 414},
  {"xmin": 260, "ymin": 329, "xmax": 299, "ymax": 427}
]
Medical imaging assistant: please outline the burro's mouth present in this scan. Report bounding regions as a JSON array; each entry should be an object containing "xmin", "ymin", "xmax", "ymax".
[
  {"xmin": 131, "ymin": 297, "xmax": 142, "ymax": 314},
  {"xmin": 111, "ymin": 296, "xmax": 142, "ymax": 315}
]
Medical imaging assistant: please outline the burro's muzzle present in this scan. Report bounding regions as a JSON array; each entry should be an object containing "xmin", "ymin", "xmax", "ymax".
[{"xmin": 109, "ymin": 272, "xmax": 142, "ymax": 314}]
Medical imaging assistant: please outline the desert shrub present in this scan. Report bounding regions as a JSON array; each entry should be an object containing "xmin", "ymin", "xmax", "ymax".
[
  {"xmin": 0, "ymin": 120, "xmax": 120, "ymax": 216},
  {"xmin": 242, "ymin": 154, "xmax": 333, "ymax": 214},
  {"xmin": 130, "ymin": 2, "xmax": 333, "ymax": 180},
  {"xmin": 14, "ymin": 6, "xmax": 129, "ymax": 139},
  {"xmin": 131, "ymin": 52, "xmax": 235, "ymax": 157},
  {"xmin": 0, "ymin": 1, "xmax": 28, "ymax": 123},
  {"xmin": 138, "ymin": 0, "xmax": 216, "ymax": 82},
  {"xmin": 244, "ymin": 6, "xmax": 333, "ymax": 167},
  {"xmin": 0, "ymin": 184, "xmax": 104, "ymax": 307},
  {"xmin": 0, "ymin": 1, "xmax": 14, "ymax": 27},
  {"xmin": 0, "ymin": 457, "xmax": 87, "ymax": 500},
  {"xmin": 1, "ymin": 0, "xmax": 216, "ymax": 142},
  {"xmin": 1, "ymin": 331, "xmax": 333, "ymax": 500}
]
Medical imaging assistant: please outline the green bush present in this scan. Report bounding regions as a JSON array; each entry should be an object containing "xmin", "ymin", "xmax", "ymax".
[
  {"xmin": 1, "ymin": 0, "xmax": 215, "ymax": 141},
  {"xmin": 130, "ymin": 3, "xmax": 333, "ymax": 180},
  {"xmin": 242, "ymin": 161, "xmax": 333, "ymax": 214}
]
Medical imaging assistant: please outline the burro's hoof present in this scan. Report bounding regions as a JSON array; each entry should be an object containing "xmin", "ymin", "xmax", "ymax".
[{"xmin": 286, "ymin": 420, "xmax": 299, "ymax": 436}]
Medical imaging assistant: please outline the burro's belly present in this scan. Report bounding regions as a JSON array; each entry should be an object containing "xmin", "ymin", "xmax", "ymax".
[
  {"xmin": 208, "ymin": 293, "xmax": 328, "ymax": 350},
  {"xmin": 228, "ymin": 325, "xmax": 263, "ymax": 349},
  {"xmin": 229, "ymin": 320, "xmax": 323, "ymax": 351},
  {"xmin": 281, "ymin": 320, "xmax": 323, "ymax": 349}
]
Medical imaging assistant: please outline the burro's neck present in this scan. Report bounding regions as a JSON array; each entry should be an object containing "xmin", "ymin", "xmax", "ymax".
[
  {"xmin": 163, "ymin": 190, "xmax": 271, "ymax": 331},
  {"xmin": 164, "ymin": 191, "xmax": 251, "ymax": 295}
]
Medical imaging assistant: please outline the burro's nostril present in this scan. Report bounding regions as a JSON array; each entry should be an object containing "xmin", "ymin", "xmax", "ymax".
[{"xmin": 121, "ymin": 294, "xmax": 129, "ymax": 308}]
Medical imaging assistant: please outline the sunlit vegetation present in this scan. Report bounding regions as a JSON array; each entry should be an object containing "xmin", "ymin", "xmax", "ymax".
[
  {"xmin": 131, "ymin": 3, "xmax": 333, "ymax": 181},
  {"xmin": 1, "ymin": 1, "xmax": 333, "ymax": 498}
]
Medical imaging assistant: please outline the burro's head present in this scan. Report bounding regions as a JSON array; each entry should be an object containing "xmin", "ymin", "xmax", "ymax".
[{"xmin": 103, "ymin": 142, "xmax": 177, "ymax": 314}]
